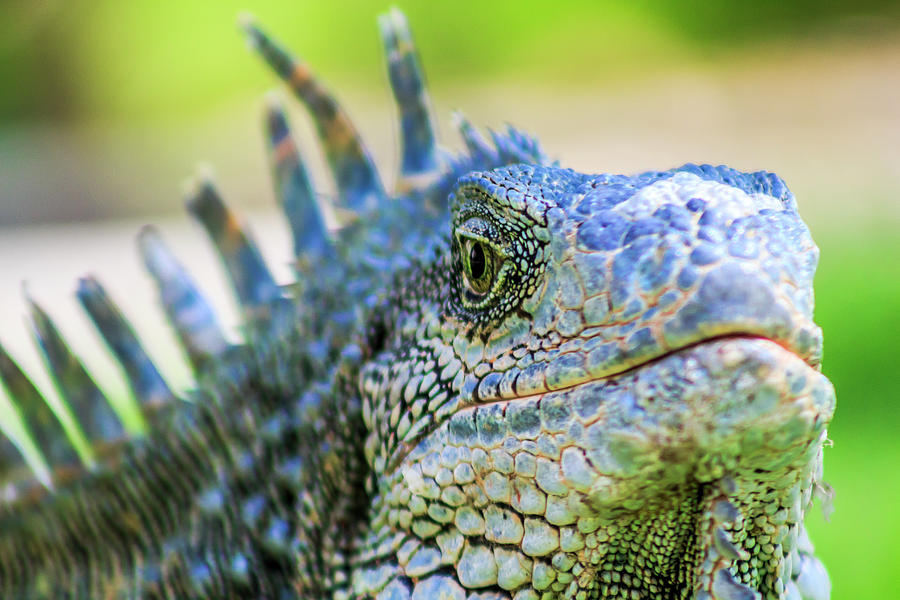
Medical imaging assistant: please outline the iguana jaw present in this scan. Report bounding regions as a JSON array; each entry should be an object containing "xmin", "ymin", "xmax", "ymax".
[
  {"xmin": 393, "ymin": 336, "xmax": 833, "ymax": 597},
  {"xmin": 387, "ymin": 331, "xmax": 828, "ymax": 477},
  {"xmin": 449, "ymin": 335, "xmax": 833, "ymax": 491}
]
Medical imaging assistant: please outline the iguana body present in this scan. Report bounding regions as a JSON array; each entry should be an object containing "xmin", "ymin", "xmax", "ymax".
[{"xmin": 0, "ymin": 10, "xmax": 833, "ymax": 600}]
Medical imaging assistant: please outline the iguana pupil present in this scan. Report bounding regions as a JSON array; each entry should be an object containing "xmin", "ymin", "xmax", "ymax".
[{"xmin": 468, "ymin": 240, "xmax": 488, "ymax": 285}]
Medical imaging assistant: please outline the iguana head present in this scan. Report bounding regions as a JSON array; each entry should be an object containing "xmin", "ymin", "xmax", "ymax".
[{"xmin": 360, "ymin": 163, "xmax": 834, "ymax": 598}]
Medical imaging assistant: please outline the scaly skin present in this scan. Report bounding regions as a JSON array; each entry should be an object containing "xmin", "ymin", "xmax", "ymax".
[
  {"xmin": 355, "ymin": 165, "xmax": 833, "ymax": 600},
  {"xmin": 0, "ymin": 10, "xmax": 833, "ymax": 600}
]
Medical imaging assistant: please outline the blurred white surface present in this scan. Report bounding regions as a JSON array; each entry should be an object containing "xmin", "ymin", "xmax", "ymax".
[{"xmin": 0, "ymin": 211, "xmax": 294, "ymax": 437}]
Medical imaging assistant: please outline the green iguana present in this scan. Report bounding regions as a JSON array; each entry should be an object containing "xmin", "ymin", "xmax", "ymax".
[{"xmin": 0, "ymin": 9, "xmax": 834, "ymax": 600}]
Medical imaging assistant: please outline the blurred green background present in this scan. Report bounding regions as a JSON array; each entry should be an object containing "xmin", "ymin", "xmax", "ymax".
[{"xmin": 1, "ymin": 1, "xmax": 898, "ymax": 597}]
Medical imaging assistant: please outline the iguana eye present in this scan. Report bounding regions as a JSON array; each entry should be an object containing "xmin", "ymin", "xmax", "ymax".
[
  {"xmin": 462, "ymin": 238, "xmax": 495, "ymax": 296},
  {"xmin": 453, "ymin": 214, "xmax": 514, "ymax": 315}
]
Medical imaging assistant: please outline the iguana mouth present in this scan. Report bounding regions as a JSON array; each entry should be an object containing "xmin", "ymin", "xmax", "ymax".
[{"xmin": 476, "ymin": 332, "xmax": 819, "ymax": 408}]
